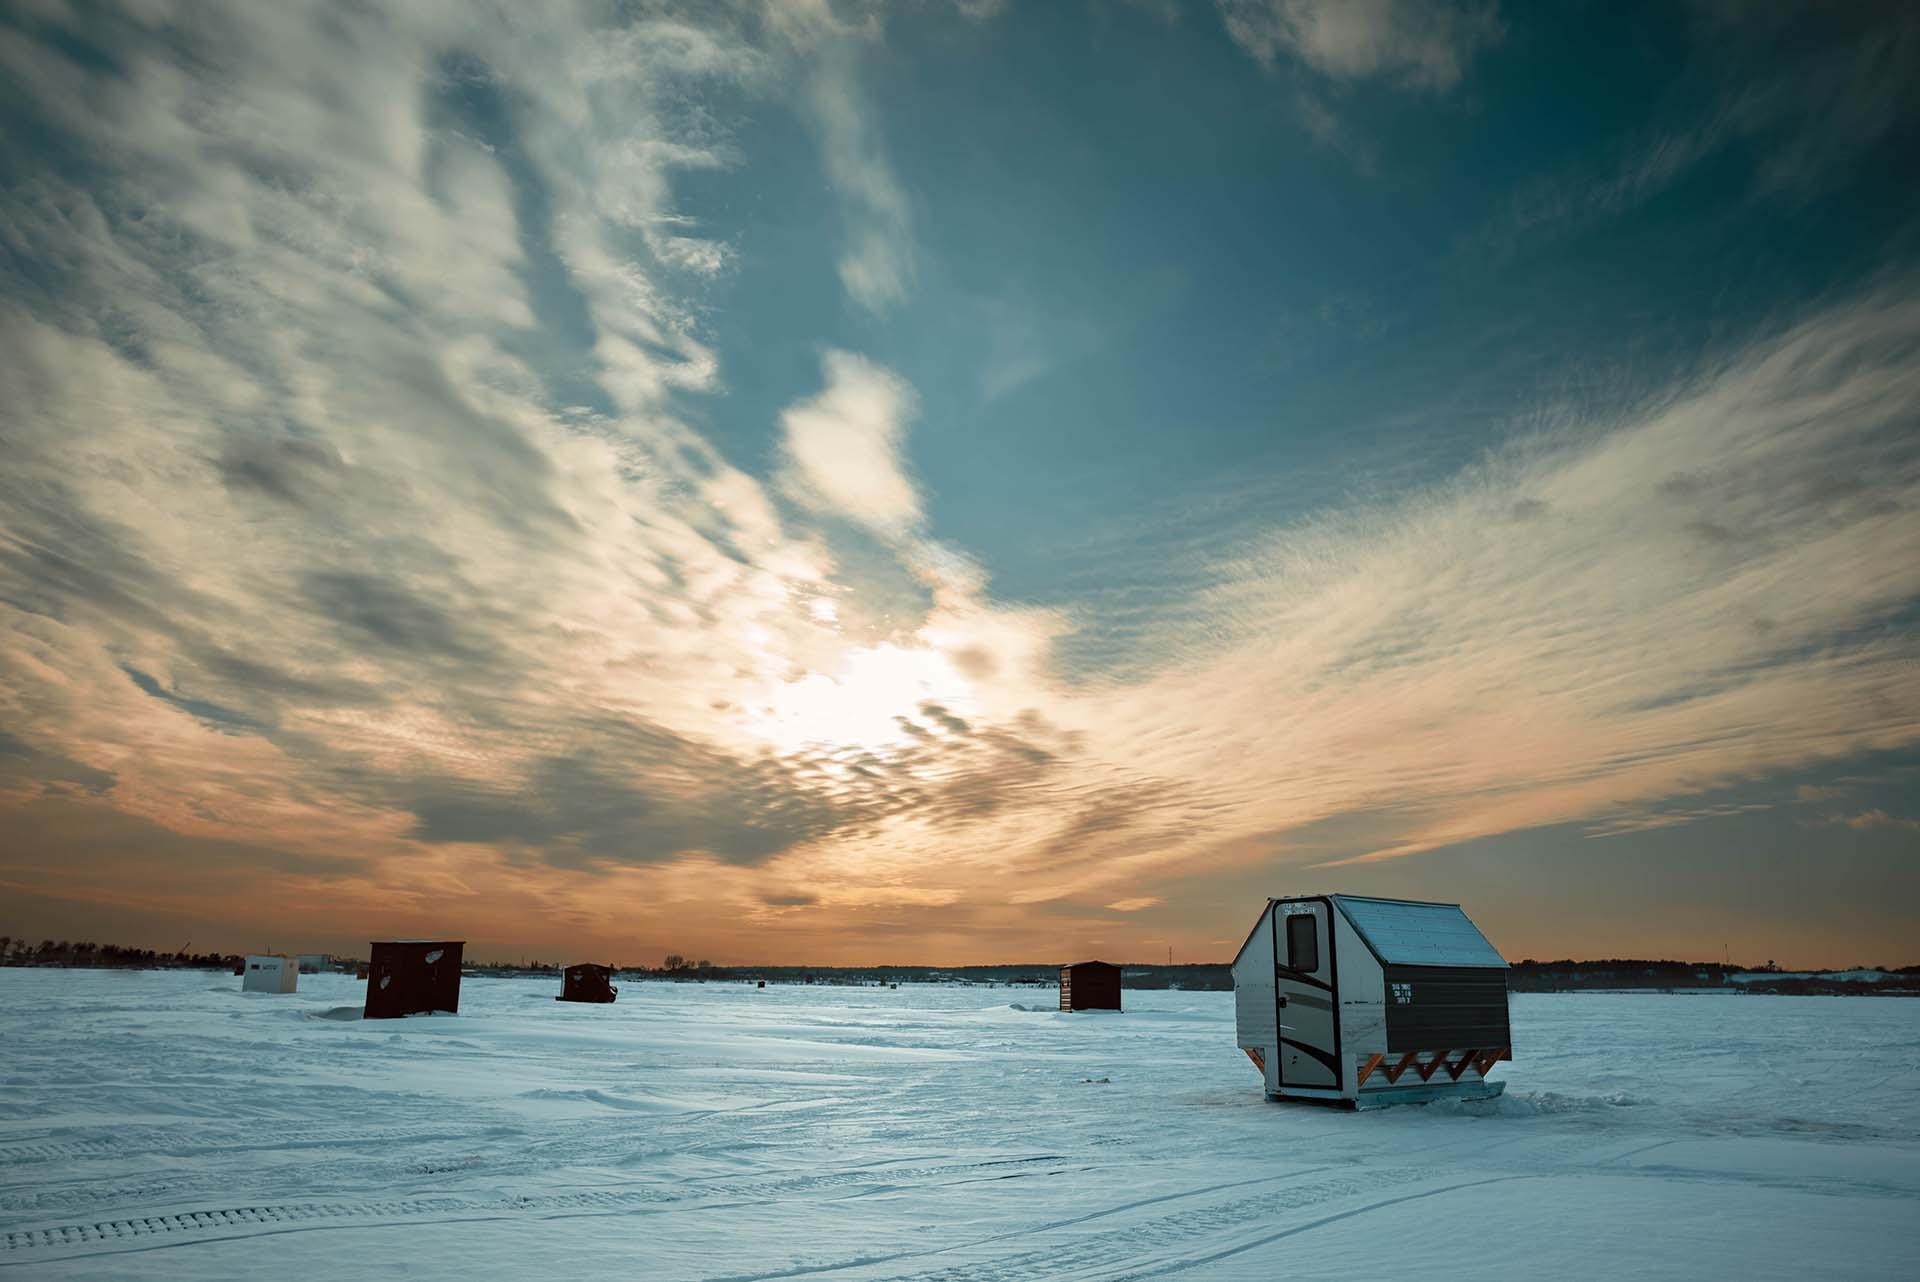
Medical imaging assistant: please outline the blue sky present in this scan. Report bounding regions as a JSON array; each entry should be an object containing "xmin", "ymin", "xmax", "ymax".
[{"xmin": 1, "ymin": 0, "xmax": 1916, "ymax": 965}]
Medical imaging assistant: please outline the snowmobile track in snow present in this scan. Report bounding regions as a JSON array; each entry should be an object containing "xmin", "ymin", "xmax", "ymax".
[
  {"xmin": 0, "ymin": 1119, "xmax": 518, "ymax": 1166},
  {"xmin": 0, "ymin": 1153, "xmax": 1089, "ymax": 1263},
  {"xmin": 686, "ymin": 1164, "xmax": 1440, "ymax": 1282},
  {"xmin": 5, "ymin": 1166, "xmax": 1411, "ymax": 1273},
  {"xmin": 0, "ymin": 1187, "xmax": 732, "ymax": 1264}
]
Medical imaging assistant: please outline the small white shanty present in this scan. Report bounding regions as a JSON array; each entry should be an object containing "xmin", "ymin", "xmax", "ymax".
[
  {"xmin": 241, "ymin": 954, "xmax": 298, "ymax": 994},
  {"xmin": 1232, "ymin": 895, "xmax": 1511, "ymax": 1107}
]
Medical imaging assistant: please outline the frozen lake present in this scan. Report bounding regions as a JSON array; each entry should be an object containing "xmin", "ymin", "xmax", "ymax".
[{"xmin": 2, "ymin": 971, "xmax": 1916, "ymax": 1280}]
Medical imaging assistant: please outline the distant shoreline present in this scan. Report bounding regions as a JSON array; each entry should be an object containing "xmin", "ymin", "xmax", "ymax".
[{"xmin": 5, "ymin": 955, "xmax": 1917, "ymax": 996}]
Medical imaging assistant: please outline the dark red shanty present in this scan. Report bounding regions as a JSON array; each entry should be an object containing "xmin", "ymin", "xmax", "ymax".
[
  {"xmin": 557, "ymin": 963, "xmax": 617, "ymax": 1004},
  {"xmin": 363, "ymin": 940, "xmax": 464, "ymax": 1019},
  {"xmin": 1059, "ymin": 960, "xmax": 1122, "ymax": 1012}
]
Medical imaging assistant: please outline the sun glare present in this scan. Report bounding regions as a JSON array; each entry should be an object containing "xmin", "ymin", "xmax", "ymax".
[{"xmin": 748, "ymin": 642, "xmax": 974, "ymax": 755}]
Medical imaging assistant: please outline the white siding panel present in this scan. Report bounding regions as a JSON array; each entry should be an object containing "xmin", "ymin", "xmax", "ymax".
[
  {"xmin": 1332, "ymin": 907, "xmax": 1385, "ymax": 1084},
  {"xmin": 1233, "ymin": 905, "xmax": 1277, "ymax": 1050}
]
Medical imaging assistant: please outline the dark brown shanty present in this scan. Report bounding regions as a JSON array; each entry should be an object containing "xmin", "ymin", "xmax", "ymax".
[
  {"xmin": 363, "ymin": 940, "xmax": 464, "ymax": 1019},
  {"xmin": 557, "ymin": 963, "xmax": 618, "ymax": 1004},
  {"xmin": 1059, "ymin": 960, "xmax": 1122, "ymax": 1012}
]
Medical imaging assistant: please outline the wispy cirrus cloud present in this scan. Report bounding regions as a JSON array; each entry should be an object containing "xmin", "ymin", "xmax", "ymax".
[
  {"xmin": 808, "ymin": 68, "xmax": 915, "ymax": 313},
  {"xmin": 1217, "ymin": 0, "xmax": 1504, "ymax": 91},
  {"xmin": 1830, "ymin": 810, "xmax": 1920, "ymax": 833},
  {"xmin": 1217, "ymin": 0, "xmax": 1502, "ymax": 168},
  {"xmin": 991, "ymin": 285, "xmax": 1920, "ymax": 898},
  {"xmin": 778, "ymin": 351, "xmax": 924, "ymax": 537},
  {"xmin": 1469, "ymin": 9, "xmax": 1920, "ymax": 258},
  {"xmin": 1583, "ymin": 804, "xmax": 1773, "ymax": 840},
  {"xmin": 769, "ymin": 0, "xmax": 915, "ymax": 312}
]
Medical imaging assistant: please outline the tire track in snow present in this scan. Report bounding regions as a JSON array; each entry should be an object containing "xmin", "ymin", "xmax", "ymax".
[
  {"xmin": 0, "ymin": 1154, "xmax": 1091, "ymax": 1265},
  {"xmin": 0, "ymin": 1119, "xmax": 519, "ymax": 1166},
  {"xmin": 692, "ymin": 1166, "xmax": 1347, "ymax": 1282},
  {"xmin": 696, "ymin": 1165, "xmax": 1435, "ymax": 1282},
  {"xmin": 0, "ymin": 1205, "xmax": 743, "ymax": 1271},
  {"xmin": 1, "ymin": 1189, "xmax": 671, "ymax": 1263},
  {"xmin": 0, "ymin": 1133, "xmax": 1071, "ymax": 1221},
  {"xmin": 0, "ymin": 1121, "xmax": 537, "ymax": 1217},
  {"xmin": 1107, "ymin": 1175, "xmax": 1530, "ymax": 1280},
  {"xmin": 645, "ymin": 1153, "xmax": 1072, "ymax": 1206},
  {"xmin": 2, "ymin": 1155, "xmax": 1346, "ymax": 1269},
  {"xmin": 883, "ymin": 1174, "xmax": 1416, "ymax": 1282},
  {"xmin": 0, "ymin": 1137, "xmax": 124, "ymax": 1164}
]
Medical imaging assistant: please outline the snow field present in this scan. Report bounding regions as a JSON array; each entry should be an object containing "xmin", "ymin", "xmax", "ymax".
[{"xmin": 1, "ymin": 970, "xmax": 1916, "ymax": 1280}]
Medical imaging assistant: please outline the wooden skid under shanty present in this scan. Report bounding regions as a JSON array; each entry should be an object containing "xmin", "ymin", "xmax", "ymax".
[
  {"xmin": 1353, "ymin": 1078, "xmax": 1505, "ymax": 1108},
  {"xmin": 1249, "ymin": 1045, "xmax": 1510, "ymax": 1106},
  {"xmin": 1357, "ymin": 1046, "xmax": 1510, "ymax": 1089}
]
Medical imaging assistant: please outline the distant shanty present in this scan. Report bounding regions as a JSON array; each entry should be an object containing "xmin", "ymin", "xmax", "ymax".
[
  {"xmin": 1059, "ymin": 960, "xmax": 1123, "ymax": 1011},
  {"xmin": 364, "ymin": 940, "xmax": 465, "ymax": 1020},
  {"xmin": 558, "ymin": 963, "xmax": 618, "ymax": 1004},
  {"xmin": 240, "ymin": 954, "xmax": 296, "ymax": 994}
]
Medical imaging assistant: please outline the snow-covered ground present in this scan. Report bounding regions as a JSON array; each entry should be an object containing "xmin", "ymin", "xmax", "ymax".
[{"xmin": 2, "ymin": 971, "xmax": 1916, "ymax": 1280}]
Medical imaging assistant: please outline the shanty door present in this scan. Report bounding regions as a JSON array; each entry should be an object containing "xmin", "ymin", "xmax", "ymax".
[{"xmin": 1272, "ymin": 901, "xmax": 1340, "ymax": 1090}]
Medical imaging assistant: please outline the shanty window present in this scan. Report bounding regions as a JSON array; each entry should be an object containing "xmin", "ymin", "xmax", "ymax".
[{"xmin": 1286, "ymin": 914, "xmax": 1318, "ymax": 973}]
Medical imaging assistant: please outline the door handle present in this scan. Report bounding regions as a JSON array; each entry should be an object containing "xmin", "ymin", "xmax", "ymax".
[{"xmin": 1277, "ymin": 996, "xmax": 1288, "ymax": 1008}]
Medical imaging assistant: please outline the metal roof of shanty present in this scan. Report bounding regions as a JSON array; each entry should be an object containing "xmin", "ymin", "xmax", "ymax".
[
  {"xmin": 1232, "ymin": 896, "xmax": 1507, "ymax": 969},
  {"xmin": 1333, "ymin": 896, "xmax": 1507, "ymax": 968}
]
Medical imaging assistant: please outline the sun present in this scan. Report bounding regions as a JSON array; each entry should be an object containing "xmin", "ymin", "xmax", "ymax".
[{"xmin": 747, "ymin": 642, "xmax": 974, "ymax": 755}]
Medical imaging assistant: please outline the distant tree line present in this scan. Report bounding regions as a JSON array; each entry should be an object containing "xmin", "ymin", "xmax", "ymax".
[
  {"xmin": 1508, "ymin": 958, "xmax": 1740, "ymax": 990},
  {"xmin": 1509, "ymin": 958, "xmax": 1920, "ymax": 994},
  {"xmin": 0, "ymin": 937, "xmax": 242, "ymax": 970},
  {"xmin": 627, "ymin": 960, "xmax": 1237, "ymax": 990}
]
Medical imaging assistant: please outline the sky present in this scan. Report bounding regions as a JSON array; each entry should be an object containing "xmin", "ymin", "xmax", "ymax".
[{"xmin": 2, "ymin": 0, "xmax": 1917, "ymax": 969}]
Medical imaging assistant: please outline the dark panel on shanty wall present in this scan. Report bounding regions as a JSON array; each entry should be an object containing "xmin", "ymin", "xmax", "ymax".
[
  {"xmin": 364, "ymin": 940, "xmax": 464, "ymax": 1019},
  {"xmin": 1382, "ymin": 965, "xmax": 1510, "ymax": 1051},
  {"xmin": 558, "ymin": 963, "xmax": 617, "ymax": 1004},
  {"xmin": 1059, "ymin": 961, "xmax": 1122, "ymax": 1011}
]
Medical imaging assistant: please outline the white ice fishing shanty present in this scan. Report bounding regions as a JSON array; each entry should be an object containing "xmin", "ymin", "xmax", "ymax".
[
  {"xmin": 1232, "ymin": 895, "xmax": 1511, "ymax": 1107},
  {"xmin": 241, "ymin": 954, "xmax": 298, "ymax": 994}
]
